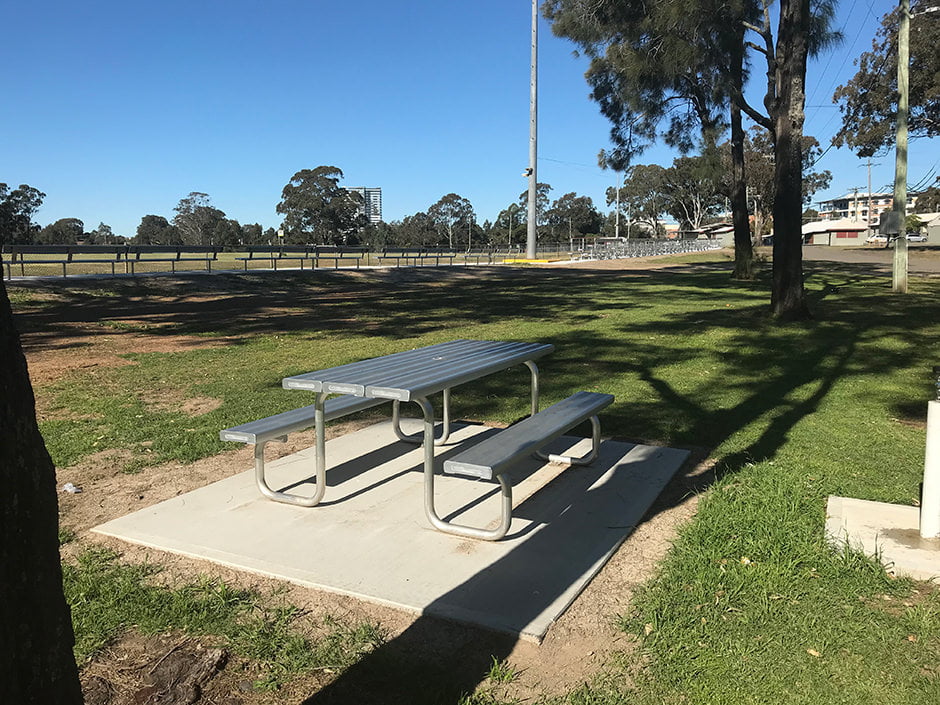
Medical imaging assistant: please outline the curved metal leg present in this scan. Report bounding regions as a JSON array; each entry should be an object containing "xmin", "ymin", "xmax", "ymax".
[
  {"xmin": 418, "ymin": 395, "xmax": 513, "ymax": 540},
  {"xmin": 253, "ymin": 391, "xmax": 328, "ymax": 507},
  {"xmin": 534, "ymin": 415, "xmax": 602, "ymax": 466},
  {"xmin": 392, "ymin": 388, "xmax": 452, "ymax": 445},
  {"xmin": 524, "ymin": 360, "xmax": 540, "ymax": 416}
]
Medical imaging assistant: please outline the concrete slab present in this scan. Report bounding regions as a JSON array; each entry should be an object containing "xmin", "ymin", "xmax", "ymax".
[
  {"xmin": 93, "ymin": 421, "xmax": 689, "ymax": 641},
  {"xmin": 825, "ymin": 496, "xmax": 940, "ymax": 582}
]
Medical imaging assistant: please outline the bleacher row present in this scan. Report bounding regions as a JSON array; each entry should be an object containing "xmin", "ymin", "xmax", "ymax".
[{"xmin": 1, "ymin": 244, "xmax": 502, "ymax": 280}]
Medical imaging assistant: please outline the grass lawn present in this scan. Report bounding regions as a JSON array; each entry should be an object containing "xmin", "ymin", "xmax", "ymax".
[{"xmin": 12, "ymin": 255, "xmax": 940, "ymax": 702}]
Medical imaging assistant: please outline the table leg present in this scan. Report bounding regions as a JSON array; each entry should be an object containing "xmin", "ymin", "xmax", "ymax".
[
  {"xmin": 252, "ymin": 391, "xmax": 328, "ymax": 507},
  {"xmin": 417, "ymin": 395, "xmax": 513, "ymax": 541},
  {"xmin": 524, "ymin": 360, "xmax": 540, "ymax": 416},
  {"xmin": 392, "ymin": 387, "xmax": 452, "ymax": 445}
]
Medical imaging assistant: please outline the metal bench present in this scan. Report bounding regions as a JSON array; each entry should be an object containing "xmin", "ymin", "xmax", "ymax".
[
  {"xmin": 314, "ymin": 246, "xmax": 367, "ymax": 269},
  {"xmin": 2, "ymin": 244, "xmax": 127, "ymax": 279},
  {"xmin": 220, "ymin": 395, "xmax": 387, "ymax": 507},
  {"xmin": 126, "ymin": 245, "xmax": 219, "ymax": 274},
  {"xmin": 442, "ymin": 391, "xmax": 614, "ymax": 540},
  {"xmin": 235, "ymin": 245, "xmax": 314, "ymax": 271},
  {"xmin": 378, "ymin": 247, "xmax": 427, "ymax": 266}
]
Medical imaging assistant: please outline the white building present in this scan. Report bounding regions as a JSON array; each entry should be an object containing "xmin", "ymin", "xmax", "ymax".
[
  {"xmin": 817, "ymin": 192, "xmax": 919, "ymax": 226},
  {"xmin": 349, "ymin": 187, "xmax": 383, "ymax": 225}
]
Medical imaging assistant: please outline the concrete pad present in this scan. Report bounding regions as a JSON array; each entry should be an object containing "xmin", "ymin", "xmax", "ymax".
[
  {"xmin": 826, "ymin": 496, "xmax": 940, "ymax": 582},
  {"xmin": 93, "ymin": 421, "xmax": 689, "ymax": 641}
]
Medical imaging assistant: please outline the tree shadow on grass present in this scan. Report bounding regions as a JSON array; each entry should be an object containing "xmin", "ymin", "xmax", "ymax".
[
  {"xmin": 299, "ymin": 268, "xmax": 938, "ymax": 704},
  {"xmin": 14, "ymin": 262, "xmax": 939, "ymax": 702}
]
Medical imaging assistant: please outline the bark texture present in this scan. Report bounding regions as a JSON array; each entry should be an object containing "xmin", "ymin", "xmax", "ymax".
[
  {"xmin": 0, "ymin": 272, "xmax": 83, "ymax": 704},
  {"xmin": 770, "ymin": 0, "xmax": 812, "ymax": 319}
]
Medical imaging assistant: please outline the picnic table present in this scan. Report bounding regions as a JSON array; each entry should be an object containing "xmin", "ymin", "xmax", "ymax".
[{"xmin": 223, "ymin": 339, "xmax": 613, "ymax": 540}]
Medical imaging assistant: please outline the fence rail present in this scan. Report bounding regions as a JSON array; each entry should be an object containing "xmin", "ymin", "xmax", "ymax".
[{"xmin": 1, "ymin": 239, "xmax": 723, "ymax": 280}]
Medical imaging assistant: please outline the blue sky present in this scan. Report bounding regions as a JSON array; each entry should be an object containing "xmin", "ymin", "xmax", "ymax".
[{"xmin": 1, "ymin": 1, "xmax": 935, "ymax": 237}]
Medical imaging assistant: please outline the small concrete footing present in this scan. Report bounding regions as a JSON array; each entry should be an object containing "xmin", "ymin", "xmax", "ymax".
[{"xmin": 825, "ymin": 496, "xmax": 940, "ymax": 581}]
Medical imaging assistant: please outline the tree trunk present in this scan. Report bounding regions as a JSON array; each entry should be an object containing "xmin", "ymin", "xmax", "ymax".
[
  {"xmin": 730, "ymin": 105, "xmax": 754, "ymax": 280},
  {"xmin": 0, "ymin": 272, "xmax": 83, "ymax": 704},
  {"xmin": 770, "ymin": 0, "xmax": 812, "ymax": 320}
]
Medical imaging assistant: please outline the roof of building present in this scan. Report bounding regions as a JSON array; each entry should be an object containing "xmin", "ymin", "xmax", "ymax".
[{"xmin": 802, "ymin": 218, "xmax": 869, "ymax": 234}]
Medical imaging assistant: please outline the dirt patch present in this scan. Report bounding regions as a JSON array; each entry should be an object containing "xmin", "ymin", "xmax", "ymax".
[{"xmin": 15, "ymin": 266, "xmax": 705, "ymax": 703}]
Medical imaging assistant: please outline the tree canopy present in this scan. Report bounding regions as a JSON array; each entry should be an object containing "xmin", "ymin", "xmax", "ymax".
[
  {"xmin": 545, "ymin": 192, "xmax": 602, "ymax": 240},
  {"xmin": 833, "ymin": 0, "xmax": 940, "ymax": 156},
  {"xmin": 276, "ymin": 167, "xmax": 365, "ymax": 245},
  {"xmin": 428, "ymin": 193, "xmax": 474, "ymax": 249},
  {"xmin": 136, "ymin": 215, "xmax": 180, "ymax": 245},
  {"xmin": 37, "ymin": 218, "xmax": 84, "ymax": 245},
  {"xmin": 173, "ymin": 192, "xmax": 226, "ymax": 246},
  {"xmin": 0, "ymin": 183, "xmax": 45, "ymax": 245}
]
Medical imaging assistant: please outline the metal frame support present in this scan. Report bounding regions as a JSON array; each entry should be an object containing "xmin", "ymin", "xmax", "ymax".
[
  {"xmin": 534, "ymin": 415, "xmax": 602, "ymax": 465},
  {"xmin": 417, "ymin": 396, "xmax": 514, "ymax": 541},
  {"xmin": 252, "ymin": 391, "xmax": 328, "ymax": 507},
  {"xmin": 392, "ymin": 387, "xmax": 453, "ymax": 446}
]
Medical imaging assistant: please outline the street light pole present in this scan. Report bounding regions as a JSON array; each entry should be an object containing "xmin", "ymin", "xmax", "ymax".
[
  {"xmin": 893, "ymin": 0, "xmax": 911, "ymax": 293},
  {"xmin": 526, "ymin": 0, "xmax": 538, "ymax": 260}
]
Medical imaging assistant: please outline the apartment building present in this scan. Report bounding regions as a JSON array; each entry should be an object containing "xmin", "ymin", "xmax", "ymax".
[{"xmin": 817, "ymin": 191, "xmax": 919, "ymax": 226}]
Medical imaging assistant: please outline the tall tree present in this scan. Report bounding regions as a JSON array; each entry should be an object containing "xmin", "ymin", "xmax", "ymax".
[
  {"xmin": 37, "ymin": 218, "xmax": 84, "ymax": 245},
  {"xmin": 173, "ymin": 192, "xmax": 226, "ymax": 246},
  {"xmin": 0, "ymin": 277, "xmax": 83, "ymax": 704},
  {"xmin": 516, "ymin": 182, "xmax": 552, "ymax": 229},
  {"xmin": 660, "ymin": 155, "xmax": 724, "ymax": 230},
  {"xmin": 608, "ymin": 163, "xmax": 667, "ymax": 235},
  {"xmin": 545, "ymin": 192, "xmax": 602, "ymax": 241},
  {"xmin": 0, "ymin": 183, "xmax": 45, "ymax": 245},
  {"xmin": 135, "ymin": 214, "xmax": 180, "ymax": 245},
  {"xmin": 395, "ymin": 212, "xmax": 439, "ymax": 247},
  {"xmin": 428, "ymin": 194, "xmax": 474, "ymax": 249},
  {"xmin": 88, "ymin": 222, "xmax": 114, "ymax": 244},
  {"xmin": 720, "ymin": 128, "xmax": 832, "ymax": 241},
  {"xmin": 833, "ymin": 0, "xmax": 940, "ymax": 156},
  {"xmin": 546, "ymin": 0, "xmax": 840, "ymax": 318},
  {"xmin": 914, "ymin": 183, "xmax": 940, "ymax": 213},
  {"xmin": 277, "ymin": 167, "xmax": 365, "ymax": 245}
]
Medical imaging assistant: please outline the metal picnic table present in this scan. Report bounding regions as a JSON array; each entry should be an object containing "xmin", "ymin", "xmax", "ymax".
[{"xmin": 281, "ymin": 339, "xmax": 555, "ymax": 535}]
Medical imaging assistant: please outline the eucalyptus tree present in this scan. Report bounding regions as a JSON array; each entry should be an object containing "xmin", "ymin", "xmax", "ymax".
[
  {"xmin": 37, "ymin": 218, "xmax": 84, "ymax": 245},
  {"xmin": 135, "ymin": 215, "xmax": 180, "ymax": 245},
  {"xmin": 545, "ymin": 0, "xmax": 841, "ymax": 319},
  {"xmin": 516, "ymin": 182, "xmax": 553, "ymax": 229},
  {"xmin": 833, "ymin": 0, "xmax": 940, "ymax": 156},
  {"xmin": 0, "ymin": 183, "xmax": 45, "ymax": 245},
  {"xmin": 173, "ymin": 192, "xmax": 226, "ymax": 246},
  {"xmin": 660, "ymin": 155, "xmax": 725, "ymax": 230},
  {"xmin": 0, "ymin": 277, "xmax": 83, "ymax": 705},
  {"xmin": 545, "ymin": 192, "xmax": 603, "ymax": 241},
  {"xmin": 428, "ymin": 193, "xmax": 474, "ymax": 248},
  {"xmin": 277, "ymin": 167, "xmax": 365, "ymax": 245}
]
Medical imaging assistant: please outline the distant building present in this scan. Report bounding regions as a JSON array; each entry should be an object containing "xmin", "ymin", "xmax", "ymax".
[
  {"xmin": 349, "ymin": 187, "xmax": 382, "ymax": 225},
  {"xmin": 817, "ymin": 192, "xmax": 919, "ymax": 226}
]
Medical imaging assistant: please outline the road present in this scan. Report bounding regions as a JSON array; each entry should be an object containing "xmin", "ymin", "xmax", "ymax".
[{"xmin": 802, "ymin": 244, "xmax": 940, "ymax": 276}]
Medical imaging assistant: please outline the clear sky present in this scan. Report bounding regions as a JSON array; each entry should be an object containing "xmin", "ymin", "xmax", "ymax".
[{"xmin": 1, "ymin": 1, "xmax": 935, "ymax": 237}]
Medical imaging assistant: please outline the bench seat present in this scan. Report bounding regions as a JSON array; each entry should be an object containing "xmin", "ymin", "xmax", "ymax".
[
  {"xmin": 220, "ymin": 395, "xmax": 387, "ymax": 507},
  {"xmin": 220, "ymin": 395, "xmax": 385, "ymax": 445},
  {"xmin": 440, "ymin": 391, "xmax": 614, "ymax": 540}
]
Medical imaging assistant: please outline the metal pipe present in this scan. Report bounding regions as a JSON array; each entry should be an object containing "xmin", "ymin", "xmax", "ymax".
[
  {"xmin": 418, "ymin": 395, "xmax": 513, "ymax": 540},
  {"xmin": 524, "ymin": 360, "xmax": 540, "ymax": 416},
  {"xmin": 392, "ymin": 388, "xmax": 451, "ymax": 445}
]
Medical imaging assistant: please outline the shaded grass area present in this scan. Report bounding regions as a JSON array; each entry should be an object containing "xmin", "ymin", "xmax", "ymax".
[
  {"xmin": 64, "ymin": 548, "xmax": 385, "ymax": 690},
  {"xmin": 12, "ymin": 257, "xmax": 940, "ymax": 702}
]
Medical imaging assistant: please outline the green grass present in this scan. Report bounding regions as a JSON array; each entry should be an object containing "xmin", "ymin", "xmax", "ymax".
[
  {"xmin": 13, "ymin": 257, "xmax": 940, "ymax": 702},
  {"xmin": 64, "ymin": 548, "xmax": 385, "ymax": 689}
]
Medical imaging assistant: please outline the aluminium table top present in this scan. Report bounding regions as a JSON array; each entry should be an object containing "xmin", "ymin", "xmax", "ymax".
[{"xmin": 281, "ymin": 339, "xmax": 554, "ymax": 402}]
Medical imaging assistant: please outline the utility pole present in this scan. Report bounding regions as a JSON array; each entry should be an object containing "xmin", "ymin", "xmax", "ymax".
[
  {"xmin": 893, "ymin": 0, "xmax": 910, "ymax": 293},
  {"xmin": 526, "ymin": 0, "xmax": 538, "ymax": 260}
]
